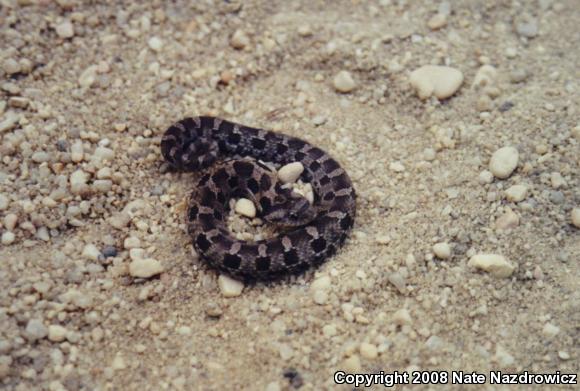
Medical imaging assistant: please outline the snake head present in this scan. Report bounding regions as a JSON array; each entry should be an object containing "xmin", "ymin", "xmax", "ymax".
[{"xmin": 261, "ymin": 192, "xmax": 316, "ymax": 228}]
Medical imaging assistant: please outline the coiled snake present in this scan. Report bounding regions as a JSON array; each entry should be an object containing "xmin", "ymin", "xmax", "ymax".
[{"xmin": 161, "ymin": 116, "xmax": 356, "ymax": 280}]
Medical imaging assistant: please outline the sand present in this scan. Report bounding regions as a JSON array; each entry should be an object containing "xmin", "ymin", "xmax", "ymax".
[{"xmin": 0, "ymin": 0, "xmax": 578, "ymax": 390}]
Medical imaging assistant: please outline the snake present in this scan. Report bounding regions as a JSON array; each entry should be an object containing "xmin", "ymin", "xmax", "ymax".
[{"xmin": 161, "ymin": 116, "xmax": 356, "ymax": 280}]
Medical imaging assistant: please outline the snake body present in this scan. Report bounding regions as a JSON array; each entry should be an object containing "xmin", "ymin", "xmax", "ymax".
[{"xmin": 161, "ymin": 116, "xmax": 356, "ymax": 280}]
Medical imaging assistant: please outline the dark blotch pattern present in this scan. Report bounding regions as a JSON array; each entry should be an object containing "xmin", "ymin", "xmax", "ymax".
[
  {"xmin": 223, "ymin": 254, "xmax": 242, "ymax": 269},
  {"xmin": 311, "ymin": 237, "xmax": 327, "ymax": 253},
  {"xmin": 233, "ymin": 161, "xmax": 254, "ymax": 177},
  {"xmin": 283, "ymin": 249, "xmax": 299, "ymax": 265},
  {"xmin": 255, "ymin": 257, "xmax": 271, "ymax": 271},
  {"xmin": 196, "ymin": 234, "xmax": 211, "ymax": 251}
]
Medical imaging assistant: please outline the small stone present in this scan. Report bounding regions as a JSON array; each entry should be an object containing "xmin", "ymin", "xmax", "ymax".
[
  {"xmin": 124, "ymin": 236, "xmax": 141, "ymax": 249},
  {"xmin": 311, "ymin": 275, "xmax": 331, "ymax": 291},
  {"xmin": 234, "ymin": 198, "xmax": 256, "ymax": 218},
  {"xmin": 230, "ymin": 30, "xmax": 249, "ymax": 49},
  {"xmin": 542, "ymin": 322, "xmax": 560, "ymax": 338},
  {"xmin": 1, "ymin": 232, "xmax": 15, "ymax": 245},
  {"xmin": 71, "ymin": 141, "xmax": 84, "ymax": 162},
  {"xmin": 55, "ymin": 20, "xmax": 74, "ymax": 38},
  {"xmin": 389, "ymin": 161, "xmax": 405, "ymax": 172},
  {"xmin": 278, "ymin": 162, "xmax": 304, "ymax": 184},
  {"xmin": 2, "ymin": 58, "xmax": 21, "ymax": 74},
  {"xmin": 31, "ymin": 151, "xmax": 49, "ymax": 163},
  {"xmin": 312, "ymin": 290, "xmax": 327, "ymax": 305},
  {"xmin": 265, "ymin": 382, "xmax": 281, "ymax": 391},
  {"xmin": 359, "ymin": 343, "xmax": 378, "ymax": 359},
  {"xmin": 129, "ymin": 258, "xmax": 164, "ymax": 278},
  {"xmin": 70, "ymin": 169, "xmax": 90, "ymax": 195},
  {"xmin": 489, "ymin": 146, "xmax": 519, "ymax": 179},
  {"xmin": 102, "ymin": 245, "xmax": 117, "ymax": 258},
  {"xmin": 148, "ymin": 36, "xmax": 163, "ymax": 52},
  {"xmin": 558, "ymin": 351, "xmax": 570, "ymax": 361},
  {"xmin": 0, "ymin": 194, "xmax": 9, "ymax": 210},
  {"xmin": 4, "ymin": 214, "xmax": 18, "ymax": 231},
  {"xmin": 427, "ymin": 13, "xmax": 447, "ymax": 30},
  {"xmin": 25, "ymin": 319, "xmax": 48, "ymax": 341},
  {"xmin": 48, "ymin": 325, "xmax": 68, "ymax": 342},
  {"xmin": 177, "ymin": 326, "xmax": 192, "ymax": 336},
  {"xmin": 433, "ymin": 242, "xmax": 451, "ymax": 259},
  {"xmin": 111, "ymin": 354, "xmax": 126, "ymax": 370},
  {"xmin": 549, "ymin": 191, "xmax": 564, "ymax": 204},
  {"xmin": 571, "ymin": 208, "xmax": 580, "ymax": 228},
  {"xmin": 393, "ymin": 308, "xmax": 412, "ymax": 325},
  {"xmin": 505, "ymin": 185, "xmax": 528, "ymax": 202},
  {"xmin": 341, "ymin": 355, "xmax": 361, "ymax": 372},
  {"xmin": 495, "ymin": 209, "xmax": 520, "ymax": 230},
  {"xmin": 468, "ymin": 254, "xmax": 515, "ymax": 278},
  {"xmin": 332, "ymin": 70, "xmax": 357, "ymax": 93},
  {"xmin": 0, "ymin": 112, "xmax": 19, "ymax": 133},
  {"xmin": 472, "ymin": 65, "xmax": 498, "ymax": 89},
  {"xmin": 387, "ymin": 272, "xmax": 406, "ymax": 293},
  {"xmin": 409, "ymin": 65, "xmax": 464, "ymax": 100},
  {"xmin": 516, "ymin": 19, "xmax": 538, "ymax": 38},
  {"xmin": 297, "ymin": 25, "xmax": 312, "ymax": 37},
  {"xmin": 78, "ymin": 65, "xmax": 98, "ymax": 88},
  {"xmin": 92, "ymin": 146, "xmax": 115, "ymax": 162},
  {"xmin": 550, "ymin": 172, "xmax": 567, "ymax": 189},
  {"xmin": 218, "ymin": 275, "xmax": 244, "ymax": 297},
  {"xmin": 322, "ymin": 324, "xmax": 337, "ymax": 337},
  {"xmin": 82, "ymin": 243, "xmax": 101, "ymax": 261},
  {"xmin": 279, "ymin": 344, "xmax": 293, "ymax": 360},
  {"xmin": 92, "ymin": 180, "xmax": 112, "ymax": 193},
  {"xmin": 478, "ymin": 170, "xmax": 494, "ymax": 184},
  {"xmin": 510, "ymin": 68, "xmax": 529, "ymax": 83}
]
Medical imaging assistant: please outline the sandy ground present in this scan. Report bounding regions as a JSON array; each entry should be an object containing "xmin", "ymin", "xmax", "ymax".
[{"xmin": 0, "ymin": 0, "xmax": 579, "ymax": 390}]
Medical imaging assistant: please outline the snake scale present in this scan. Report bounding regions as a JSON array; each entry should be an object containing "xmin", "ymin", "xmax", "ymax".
[{"xmin": 161, "ymin": 116, "xmax": 356, "ymax": 280}]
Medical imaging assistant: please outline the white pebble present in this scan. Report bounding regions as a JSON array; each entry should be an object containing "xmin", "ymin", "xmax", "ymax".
[
  {"xmin": 571, "ymin": 208, "xmax": 580, "ymax": 228},
  {"xmin": 433, "ymin": 242, "xmax": 451, "ymax": 259},
  {"xmin": 230, "ymin": 30, "xmax": 249, "ymax": 49},
  {"xmin": 0, "ymin": 194, "xmax": 9, "ymax": 210},
  {"xmin": 542, "ymin": 322, "xmax": 560, "ymax": 338},
  {"xmin": 1, "ymin": 231, "xmax": 15, "ymax": 245},
  {"xmin": 70, "ymin": 169, "xmax": 89, "ymax": 195},
  {"xmin": 82, "ymin": 243, "xmax": 101, "ymax": 261},
  {"xmin": 427, "ymin": 13, "xmax": 447, "ymax": 30},
  {"xmin": 389, "ymin": 161, "xmax": 405, "ymax": 172},
  {"xmin": 129, "ymin": 248, "xmax": 145, "ymax": 261},
  {"xmin": 505, "ymin": 185, "xmax": 527, "ymax": 202},
  {"xmin": 392, "ymin": 308, "xmax": 412, "ymax": 325},
  {"xmin": 218, "ymin": 275, "xmax": 244, "ymax": 297},
  {"xmin": 478, "ymin": 170, "xmax": 494, "ymax": 184},
  {"xmin": 278, "ymin": 162, "xmax": 304, "ymax": 184},
  {"xmin": 234, "ymin": 198, "xmax": 256, "ymax": 218},
  {"xmin": 489, "ymin": 146, "xmax": 519, "ymax": 179},
  {"xmin": 25, "ymin": 319, "xmax": 48, "ymax": 341},
  {"xmin": 472, "ymin": 65, "xmax": 498, "ymax": 89},
  {"xmin": 359, "ymin": 342, "xmax": 378, "ymax": 359},
  {"xmin": 2, "ymin": 58, "xmax": 20, "ymax": 74},
  {"xmin": 129, "ymin": 258, "xmax": 164, "ymax": 278},
  {"xmin": 55, "ymin": 20, "xmax": 74, "ymax": 38},
  {"xmin": 558, "ymin": 351, "xmax": 570, "ymax": 361},
  {"xmin": 550, "ymin": 172, "xmax": 567, "ymax": 189},
  {"xmin": 92, "ymin": 146, "xmax": 115, "ymax": 162},
  {"xmin": 341, "ymin": 355, "xmax": 362, "ymax": 372},
  {"xmin": 71, "ymin": 141, "xmax": 84, "ymax": 162},
  {"xmin": 48, "ymin": 325, "xmax": 68, "ymax": 342},
  {"xmin": 124, "ymin": 236, "xmax": 141, "ymax": 249},
  {"xmin": 78, "ymin": 65, "xmax": 97, "ymax": 88},
  {"xmin": 311, "ymin": 275, "xmax": 331, "ymax": 291},
  {"xmin": 333, "ymin": 70, "xmax": 357, "ymax": 93},
  {"xmin": 265, "ymin": 382, "xmax": 281, "ymax": 391},
  {"xmin": 148, "ymin": 36, "xmax": 163, "ymax": 52},
  {"xmin": 312, "ymin": 289, "xmax": 328, "ymax": 305},
  {"xmin": 92, "ymin": 180, "xmax": 112, "ymax": 193},
  {"xmin": 468, "ymin": 254, "xmax": 515, "ymax": 278},
  {"xmin": 278, "ymin": 344, "xmax": 293, "ymax": 360},
  {"xmin": 495, "ymin": 209, "xmax": 519, "ymax": 231},
  {"xmin": 409, "ymin": 65, "xmax": 463, "ymax": 100},
  {"xmin": 31, "ymin": 151, "xmax": 50, "ymax": 163},
  {"xmin": 4, "ymin": 214, "xmax": 18, "ymax": 231}
]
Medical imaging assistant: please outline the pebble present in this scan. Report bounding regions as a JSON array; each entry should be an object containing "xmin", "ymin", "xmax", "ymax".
[
  {"xmin": 48, "ymin": 325, "xmax": 68, "ymax": 342},
  {"xmin": 516, "ymin": 19, "xmax": 538, "ymax": 38},
  {"xmin": 124, "ymin": 236, "xmax": 141, "ymax": 249},
  {"xmin": 82, "ymin": 243, "xmax": 102, "ymax": 261},
  {"xmin": 234, "ymin": 198, "xmax": 256, "ymax": 218},
  {"xmin": 0, "ymin": 112, "xmax": 19, "ymax": 133},
  {"xmin": 71, "ymin": 141, "xmax": 84, "ymax": 162},
  {"xmin": 542, "ymin": 322, "xmax": 559, "ymax": 338},
  {"xmin": 322, "ymin": 324, "xmax": 337, "ymax": 337},
  {"xmin": 341, "ymin": 355, "xmax": 362, "ymax": 372},
  {"xmin": 4, "ymin": 214, "xmax": 18, "ymax": 230},
  {"xmin": 278, "ymin": 162, "xmax": 304, "ymax": 183},
  {"xmin": 510, "ymin": 68, "xmax": 529, "ymax": 83},
  {"xmin": 70, "ymin": 169, "xmax": 90, "ymax": 195},
  {"xmin": 392, "ymin": 308, "xmax": 412, "ymax": 325},
  {"xmin": 218, "ymin": 275, "xmax": 244, "ymax": 297},
  {"xmin": 468, "ymin": 254, "xmax": 515, "ymax": 278},
  {"xmin": 550, "ymin": 172, "xmax": 566, "ymax": 189},
  {"xmin": 472, "ymin": 65, "xmax": 497, "ymax": 89},
  {"xmin": 332, "ymin": 70, "xmax": 357, "ymax": 93},
  {"xmin": 102, "ymin": 245, "xmax": 118, "ymax": 258},
  {"xmin": 478, "ymin": 170, "xmax": 494, "ymax": 184},
  {"xmin": 265, "ymin": 382, "xmax": 281, "ymax": 391},
  {"xmin": 2, "ymin": 58, "xmax": 21, "ymax": 74},
  {"xmin": 129, "ymin": 258, "xmax": 164, "ymax": 278},
  {"xmin": 92, "ymin": 179, "xmax": 112, "ymax": 193},
  {"xmin": 505, "ymin": 185, "xmax": 528, "ymax": 202},
  {"xmin": 549, "ymin": 191, "xmax": 564, "ymax": 204},
  {"xmin": 409, "ymin": 65, "xmax": 464, "ymax": 100},
  {"xmin": 387, "ymin": 272, "xmax": 406, "ymax": 293},
  {"xmin": 489, "ymin": 147, "xmax": 519, "ymax": 179},
  {"xmin": 1, "ymin": 232, "xmax": 15, "ymax": 245},
  {"xmin": 148, "ymin": 36, "xmax": 163, "ymax": 52},
  {"xmin": 571, "ymin": 208, "xmax": 580, "ymax": 228},
  {"xmin": 0, "ymin": 195, "xmax": 8, "ymax": 211},
  {"xmin": 230, "ymin": 30, "xmax": 249, "ymax": 49},
  {"xmin": 433, "ymin": 242, "xmax": 451, "ymax": 259},
  {"xmin": 278, "ymin": 344, "xmax": 293, "ymax": 360},
  {"xmin": 55, "ymin": 20, "xmax": 74, "ymax": 38},
  {"xmin": 495, "ymin": 209, "xmax": 519, "ymax": 230},
  {"xmin": 78, "ymin": 65, "xmax": 97, "ymax": 88},
  {"xmin": 427, "ymin": 14, "xmax": 447, "ymax": 30},
  {"xmin": 359, "ymin": 343, "xmax": 378, "ymax": 359},
  {"xmin": 25, "ymin": 319, "xmax": 48, "ymax": 341},
  {"xmin": 558, "ymin": 351, "xmax": 570, "ymax": 361}
]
